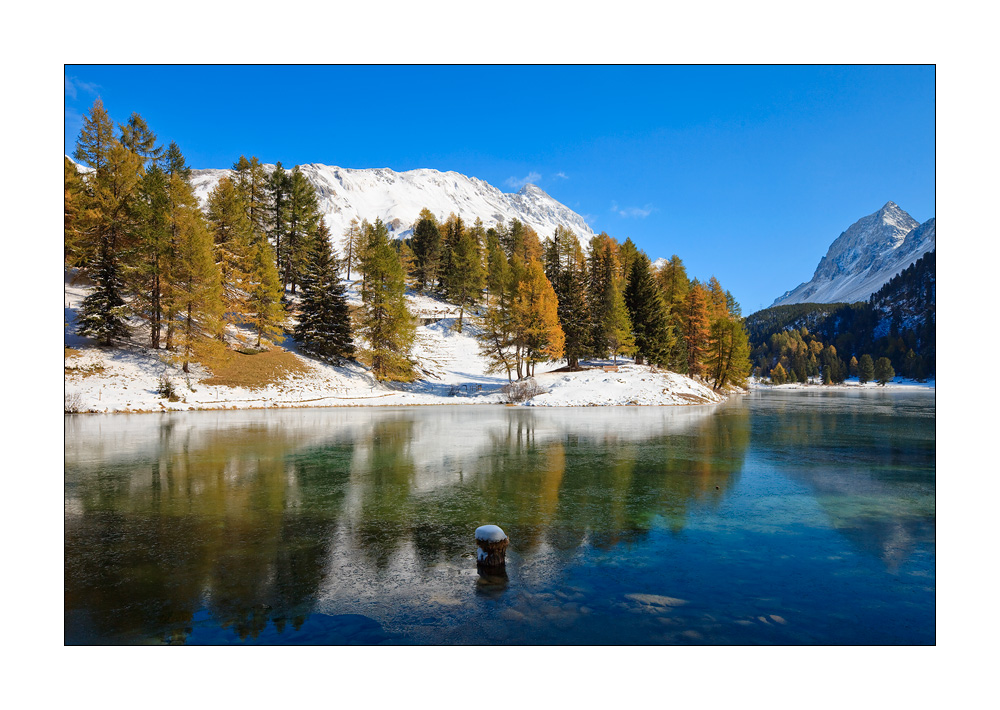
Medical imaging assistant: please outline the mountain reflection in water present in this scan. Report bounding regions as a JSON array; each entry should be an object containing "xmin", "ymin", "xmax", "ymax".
[{"xmin": 65, "ymin": 392, "xmax": 934, "ymax": 645}]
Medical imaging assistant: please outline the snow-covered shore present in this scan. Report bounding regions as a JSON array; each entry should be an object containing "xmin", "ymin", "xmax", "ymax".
[
  {"xmin": 748, "ymin": 376, "xmax": 935, "ymax": 391},
  {"xmin": 64, "ymin": 277, "xmax": 729, "ymax": 414}
]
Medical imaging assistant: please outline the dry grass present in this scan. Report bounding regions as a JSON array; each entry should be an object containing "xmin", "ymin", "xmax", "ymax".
[
  {"xmin": 200, "ymin": 346, "xmax": 310, "ymax": 390},
  {"xmin": 65, "ymin": 347, "xmax": 105, "ymax": 378}
]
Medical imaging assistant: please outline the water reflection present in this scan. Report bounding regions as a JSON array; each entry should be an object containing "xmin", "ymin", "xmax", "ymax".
[
  {"xmin": 748, "ymin": 390, "xmax": 935, "ymax": 571},
  {"xmin": 64, "ymin": 393, "xmax": 934, "ymax": 644}
]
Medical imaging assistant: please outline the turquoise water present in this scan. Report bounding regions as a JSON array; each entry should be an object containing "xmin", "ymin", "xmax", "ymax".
[{"xmin": 64, "ymin": 389, "xmax": 935, "ymax": 644}]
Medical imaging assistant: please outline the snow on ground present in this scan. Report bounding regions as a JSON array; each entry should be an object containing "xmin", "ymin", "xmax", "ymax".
[
  {"xmin": 748, "ymin": 376, "xmax": 935, "ymax": 391},
  {"xmin": 527, "ymin": 364, "xmax": 726, "ymax": 407},
  {"xmin": 65, "ymin": 274, "xmax": 732, "ymax": 413}
]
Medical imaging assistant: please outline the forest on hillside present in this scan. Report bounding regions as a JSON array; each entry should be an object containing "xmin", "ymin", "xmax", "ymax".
[
  {"xmin": 65, "ymin": 98, "xmax": 752, "ymax": 391},
  {"xmin": 745, "ymin": 251, "xmax": 935, "ymax": 383}
]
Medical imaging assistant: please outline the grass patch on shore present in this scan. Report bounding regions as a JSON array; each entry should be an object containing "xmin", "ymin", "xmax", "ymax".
[{"xmin": 200, "ymin": 346, "xmax": 310, "ymax": 390}]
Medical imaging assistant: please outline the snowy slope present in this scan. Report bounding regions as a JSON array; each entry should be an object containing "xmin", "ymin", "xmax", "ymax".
[
  {"xmin": 188, "ymin": 163, "xmax": 595, "ymax": 248},
  {"xmin": 771, "ymin": 202, "xmax": 935, "ymax": 306},
  {"xmin": 65, "ymin": 270, "xmax": 726, "ymax": 413}
]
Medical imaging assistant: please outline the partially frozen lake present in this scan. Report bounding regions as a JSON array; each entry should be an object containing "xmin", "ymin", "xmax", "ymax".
[{"xmin": 65, "ymin": 389, "xmax": 935, "ymax": 644}]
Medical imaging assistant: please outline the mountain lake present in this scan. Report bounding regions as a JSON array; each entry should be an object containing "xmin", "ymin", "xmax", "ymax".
[{"xmin": 64, "ymin": 388, "xmax": 935, "ymax": 645}]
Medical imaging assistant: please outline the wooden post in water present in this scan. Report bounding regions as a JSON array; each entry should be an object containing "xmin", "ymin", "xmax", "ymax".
[{"xmin": 475, "ymin": 525, "xmax": 508, "ymax": 569}]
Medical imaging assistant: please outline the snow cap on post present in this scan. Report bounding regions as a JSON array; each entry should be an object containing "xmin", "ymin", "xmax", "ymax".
[{"xmin": 475, "ymin": 525, "xmax": 509, "ymax": 567}]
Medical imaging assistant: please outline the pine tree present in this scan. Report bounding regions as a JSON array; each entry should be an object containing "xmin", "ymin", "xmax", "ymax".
[
  {"xmin": 75, "ymin": 245, "xmax": 132, "ymax": 345},
  {"xmin": 411, "ymin": 208, "xmax": 442, "ymax": 291},
  {"xmin": 770, "ymin": 362, "xmax": 787, "ymax": 385},
  {"xmin": 282, "ymin": 166, "xmax": 321, "ymax": 294},
  {"xmin": 132, "ymin": 162, "xmax": 171, "ymax": 348},
  {"xmin": 438, "ymin": 213, "xmax": 464, "ymax": 294},
  {"xmin": 858, "ymin": 354, "xmax": 875, "ymax": 384},
  {"xmin": 624, "ymin": 253, "xmax": 671, "ymax": 366},
  {"xmin": 849, "ymin": 355, "xmax": 859, "ymax": 378},
  {"xmin": 75, "ymin": 139, "xmax": 145, "ymax": 345},
  {"xmin": 874, "ymin": 357, "xmax": 895, "ymax": 386},
  {"xmin": 587, "ymin": 232, "xmax": 620, "ymax": 358},
  {"xmin": 268, "ymin": 162, "xmax": 290, "ymax": 274},
  {"xmin": 232, "ymin": 155, "xmax": 270, "ymax": 240},
  {"xmin": 359, "ymin": 218, "xmax": 416, "ymax": 381},
  {"xmin": 544, "ymin": 227, "xmax": 590, "ymax": 368},
  {"xmin": 617, "ymin": 238, "xmax": 640, "ymax": 286},
  {"xmin": 119, "ymin": 112, "xmax": 163, "ymax": 166},
  {"xmin": 445, "ymin": 217, "xmax": 486, "ymax": 332},
  {"xmin": 295, "ymin": 220, "xmax": 354, "ymax": 363}
]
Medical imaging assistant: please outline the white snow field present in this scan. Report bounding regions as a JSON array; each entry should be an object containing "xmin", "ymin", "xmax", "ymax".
[{"xmin": 64, "ymin": 273, "xmax": 729, "ymax": 414}]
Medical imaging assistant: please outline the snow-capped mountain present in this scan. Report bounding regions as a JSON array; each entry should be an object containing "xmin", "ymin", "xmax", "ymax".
[
  {"xmin": 188, "ymin": 163, "xmax": 594, "ymax": 247},
  {"xmin": 770, "ymin": 202, "xmax": 936, "ymax": 306}
]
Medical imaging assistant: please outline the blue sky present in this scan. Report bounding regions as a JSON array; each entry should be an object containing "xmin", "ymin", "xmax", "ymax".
[{"xmin": 64, "ymin": 65, "xmax": 935, "ymax": 314}]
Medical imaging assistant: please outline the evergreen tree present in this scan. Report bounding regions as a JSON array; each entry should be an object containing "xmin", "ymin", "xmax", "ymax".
[
  {"xmin": 268, "ymin": 162, "xmax": 290, "ymax": 274},
  {"xmin": 132, "ymin": 162, "xmax": 171, "ymax": 348},
  {"xmin": 232, "ymin": 155, "xmax": 270, "ymax": 240},
  {"xmin": 359, "ymin": 218, "xmax": 416, "ymax": 380},
  {"xmin": 411, "ymin": 208, "xmax": 442, "ymax": 291},
  {"xmin": 858, "ymin": 354, "xmax": 875, "ymax": 384},
  {"xmin": 587, "ymin": 232, "xmax": 620, "ymax": 357},
  {"xmin": 617, "ymin": 238, "xmax": 640, "ymax": 286},
  {"xmin": 75, "ymin": 245, "xmax": 132, "ymax": 345},
  {"xmin": 245, "ymin": 238, "xmax": 286, "ymax": 348},
  {"xmin": 624, "ymin": 253, "xmax": 671, "ymax": 366},
  {"xmin": 770, "ymin": 362, "xmax": 787, "ymax": 385},
  {"xmin": 294, "ymin": 221, "xmax": 354, "ymax": 363},
  {"xmin": 445, "ymin": 217, "xmax": 486, "ymax": 332},
  {"xmin": 484, "ymin": 228, "xmax": 507, "ymax": 308},
  {"xmin": 437, "ymin": 213, "xmax": 464, "ymax": 294},
  {"xmin": 119, "ymin": 112, "xmax": 163, "ymax": 166},
  {"xmin": 874, "ymin": 357, "xmax": 895, "ymax": 386},
  {"xmin": 544, "ymin": 226, "xmax": 591, "ymax": 368},
  {"xmin": 282, "ymin": 166, "xmax": 321, "ymax": 294},
  {"xmin": 849, "ymin": 355, "xmax": 859, "ymax": 378},
  {"xmin": 75, "ymin": 139, "xmax": 144, "ymax": 345}
]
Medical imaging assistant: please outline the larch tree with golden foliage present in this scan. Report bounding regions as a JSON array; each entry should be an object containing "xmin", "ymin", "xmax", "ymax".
[{"xmin": 512, "ymin": 258, "xmax": 564, "ymax": 378}]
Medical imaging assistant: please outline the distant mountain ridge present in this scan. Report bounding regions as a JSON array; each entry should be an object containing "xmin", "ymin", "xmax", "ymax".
[
  {"xmin": 771, "ymin": 201, "xmax": 935, "ymax": 306},
  {"xmin": 187, "ymin": 163, "xmax": 595, "ymax": 248}
]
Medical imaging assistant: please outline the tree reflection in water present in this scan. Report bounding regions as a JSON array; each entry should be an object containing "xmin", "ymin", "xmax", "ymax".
[{"xmin": 65, "ymin": 394, "xmax": 932, "ymax": 645}]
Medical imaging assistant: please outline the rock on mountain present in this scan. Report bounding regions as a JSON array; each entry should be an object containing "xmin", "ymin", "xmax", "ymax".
[
  {"xmin": 771, "ymin": 201, "xmax": 935, "ymax": 307},
  {"xmin": 188, "ymin": 163, "xmax": 594, "ymax": 247}
]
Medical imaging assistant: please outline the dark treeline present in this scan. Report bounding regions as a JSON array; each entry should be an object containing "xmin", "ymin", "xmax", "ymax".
[
  {"xmin": 66, "ymin": 98, "xmax": 751, "ymax": 389},
  {"xmin": 746, "ymin": 251, "xmax": 935, "ymax": 383}
]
